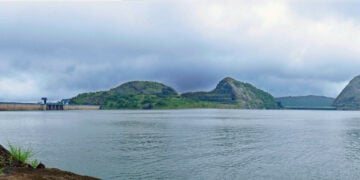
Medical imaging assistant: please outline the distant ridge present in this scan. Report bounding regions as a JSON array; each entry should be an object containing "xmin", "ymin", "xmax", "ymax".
[
  {"xmin": 276, "ymin": 95, "xmax": 335, "ymax": 109},
  {"xmin": 70, "ymin": 77, "xmax": 279, "ymax": 109}
]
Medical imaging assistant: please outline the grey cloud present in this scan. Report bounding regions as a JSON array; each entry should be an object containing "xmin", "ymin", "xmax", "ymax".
[{"xmin": 0, "ymin": 1, "xmax": 359, "ymax": 101}]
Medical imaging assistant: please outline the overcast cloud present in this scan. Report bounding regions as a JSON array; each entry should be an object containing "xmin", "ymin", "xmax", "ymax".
[{"xmin": 0, "ymin": 0, "xmax": 360, "ymax": 102}]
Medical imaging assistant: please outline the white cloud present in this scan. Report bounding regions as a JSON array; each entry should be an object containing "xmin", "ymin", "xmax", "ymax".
[{"xmin": 0, "ymin": 76, "xmax": 41, "ymax": 102}]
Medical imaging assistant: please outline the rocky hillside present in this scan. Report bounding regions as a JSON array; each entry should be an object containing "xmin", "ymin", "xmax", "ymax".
[
  {"xmin": 182, "ymin": 77, "xmax": 278, "ymax": 109},
  {"xmin": 334, "ymin": 75, "xmax": 360, "ymax": 110}
]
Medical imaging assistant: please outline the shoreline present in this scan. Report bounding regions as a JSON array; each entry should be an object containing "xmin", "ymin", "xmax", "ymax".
[{"xmin": 0, "ymin": 145, "xmax": 99, "ymax": 180}]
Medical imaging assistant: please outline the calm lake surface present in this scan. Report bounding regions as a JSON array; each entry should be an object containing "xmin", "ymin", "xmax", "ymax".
[{"xmin": 1, "ymin": 110, "xmax": 360, "ymax": 179}]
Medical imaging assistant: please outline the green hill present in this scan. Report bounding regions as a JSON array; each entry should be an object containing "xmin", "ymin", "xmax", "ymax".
[
  {"xmin": 182, "ymin": 77, "xmax": 278, "ymax": 109},
  {"xmin": 276, "ymin": 95, "xmax": 335, "ymax": 109},
  {"xmin": 70, "ymin": 81, "xmax": 181, "ymax": 109},
  {"xmin": 70, "ymin": 77, "xmax": 279, "ymax": 109},
  {"xmin": 334, "ymin": 75, "xmax": 360, "ymax": 110}
]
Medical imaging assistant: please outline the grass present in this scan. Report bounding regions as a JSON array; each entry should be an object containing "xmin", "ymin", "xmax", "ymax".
[
  {"xmin": 0, "ymin": 156, "xmax": 4, "ymax": 174},
  {"xmin": 7, "ymin": 143, "xmax": 39, "ymax": 169},
  {"xmin": 0, "ymin": 156, "xmax": 4, "ymax": 167},
  {"xmin": 30, "ymin": 159, "xmax": 40, "ymax": 169},
  {"xmin": 8, "ymin": 143, "xmax": 34, "ymax": 164}
]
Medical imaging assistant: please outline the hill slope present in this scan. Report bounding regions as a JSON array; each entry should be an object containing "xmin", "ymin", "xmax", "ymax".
[
  {"xmin": 276, "ymin": 95, "xmax": 335, "ymax": 109},
  {"xmin": 70, "ymin": 77, "xmax": 279, "ymax": 109},
  {"xmin": 181, "ymin": 77, "xmax": 278, "ymax": 109},
  {"xmin": 334, "ymin": 75, "xmax": 360, "ymax": 110}
]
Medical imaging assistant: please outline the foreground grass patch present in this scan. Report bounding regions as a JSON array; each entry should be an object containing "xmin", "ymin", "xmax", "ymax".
[
  {"xmin": 8, "ymin": 143, "xmax": 33, "ymax": 164},
  {"xmin": 7, "ymin": 143, "xmax": 39, "ymax": 169}
]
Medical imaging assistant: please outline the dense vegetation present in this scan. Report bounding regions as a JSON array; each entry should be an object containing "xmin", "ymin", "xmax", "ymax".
[
  {"xmin": 276, "ymin": 95, "xmax": 335, "ymax": 109},
  {"xmin": 70, "ymin": 78, "xmax": 279, "ymax": 109}
]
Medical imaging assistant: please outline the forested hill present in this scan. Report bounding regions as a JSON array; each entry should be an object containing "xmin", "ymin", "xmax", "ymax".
[{"xmin": 70, "ymin": 77, "xmax": 279, "ymax": 109}]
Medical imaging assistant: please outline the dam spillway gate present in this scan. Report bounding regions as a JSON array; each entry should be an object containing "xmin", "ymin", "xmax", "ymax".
[{"xmin": 46, "ymin": 104, "xmax": 64, "ymax": 110}]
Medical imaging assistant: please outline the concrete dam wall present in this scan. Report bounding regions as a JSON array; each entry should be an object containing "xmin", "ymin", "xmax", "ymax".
[
  {"xmin": 0, "ymin": 103, "xmax": 44, "ymax": 111},
  {"xmin": 0, "ymin": 103, "xmax": 100, "ymax": 111},
  {"xmin": 63, "ymin": 105, "xmax": 101, "ymax": 110}
]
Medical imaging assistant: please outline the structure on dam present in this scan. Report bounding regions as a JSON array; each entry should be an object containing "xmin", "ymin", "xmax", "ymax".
[{"xmin": 0, "ymin": 98, "xmax": 100, "ymax": 111}]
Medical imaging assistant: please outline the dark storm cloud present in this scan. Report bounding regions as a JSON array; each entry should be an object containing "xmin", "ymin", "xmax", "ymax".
[{"xmin": 0, "ymin": 1, "xmax": 359, "ymax": 101}]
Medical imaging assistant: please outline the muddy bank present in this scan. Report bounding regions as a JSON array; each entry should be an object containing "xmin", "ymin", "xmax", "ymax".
[{"xmin": 0, "ymin": 145, "xmax": 99, "ymax": 180}]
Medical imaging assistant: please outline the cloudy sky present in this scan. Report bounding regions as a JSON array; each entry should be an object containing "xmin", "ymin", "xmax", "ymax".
[{"xmin": 0, "ymin": 0, "xmax": 360, "ymax": 102}]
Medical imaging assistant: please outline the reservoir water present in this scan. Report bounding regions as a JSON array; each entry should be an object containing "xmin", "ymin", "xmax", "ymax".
[{"xmin": 1, "ymin": 109, "xmax": 360, "ymax": 179}]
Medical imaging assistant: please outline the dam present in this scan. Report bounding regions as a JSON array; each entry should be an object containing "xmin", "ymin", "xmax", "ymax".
[
  {"xmin": 0, "ymin": 103, "xmax": 100, "ymax": 111},
  {"xmin": 0, "ymin": 98, "xmax": 100, "ymax": 111}
]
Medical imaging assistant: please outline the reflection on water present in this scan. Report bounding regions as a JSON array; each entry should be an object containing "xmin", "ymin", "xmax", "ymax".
[
  {"xmin": 345, "ymin": 129, "xmax": 360, "ymax": 161},
  {"xmin": 1, "ymin": 110, "xmax": 360, "ymax": 179},
  {"xmin": 343, "ymin": 118, "xmax": 360, "ymax": 163}
]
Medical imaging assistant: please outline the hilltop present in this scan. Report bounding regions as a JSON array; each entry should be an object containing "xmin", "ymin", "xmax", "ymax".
[{"xmin": 70, "ymin": 77, "xmax": 279, "ymax": 109}]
